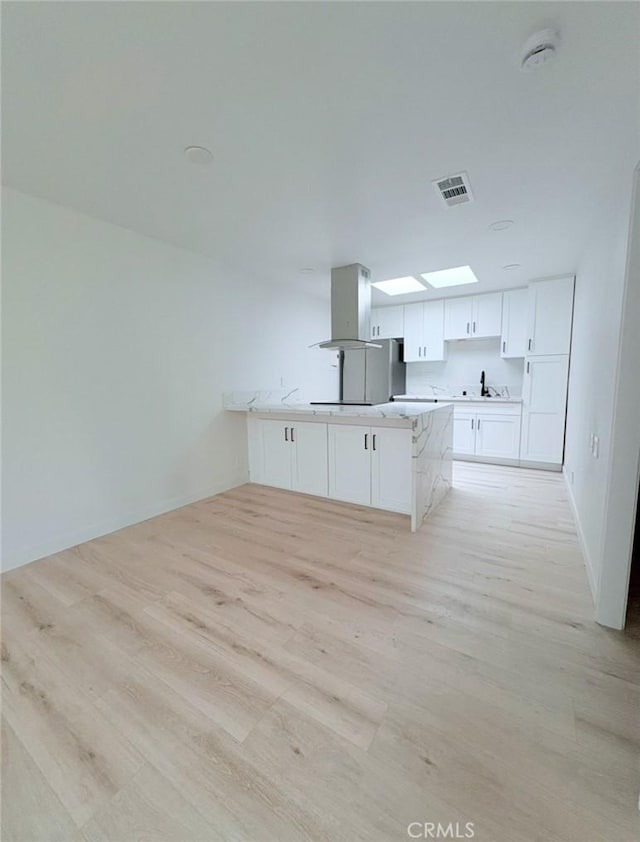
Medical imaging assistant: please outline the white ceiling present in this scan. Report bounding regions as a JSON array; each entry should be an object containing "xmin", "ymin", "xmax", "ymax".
[{"xmin": 3, "ymin": 2, "xmax": 639, "ymax": 303}]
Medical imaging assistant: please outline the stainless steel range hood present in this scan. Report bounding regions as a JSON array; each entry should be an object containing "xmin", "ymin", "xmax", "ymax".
[{"xmin": 312, "ymin": 263, "xmax": 381, "ymax": 350}]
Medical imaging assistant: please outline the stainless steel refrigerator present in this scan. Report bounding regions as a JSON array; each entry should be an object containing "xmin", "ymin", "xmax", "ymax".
[{"xmin": 339, "ymin": 339, "xmax": 406, "ymax": 405}]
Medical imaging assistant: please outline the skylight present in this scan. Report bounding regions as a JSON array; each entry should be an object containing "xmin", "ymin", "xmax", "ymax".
[
  {"xmin": 371, "ymin": 276, "xmax": 426, "ymax": 296},
  {"xmin": 420, "ymin": 265, "xmax": 479, "ymax": 289}
]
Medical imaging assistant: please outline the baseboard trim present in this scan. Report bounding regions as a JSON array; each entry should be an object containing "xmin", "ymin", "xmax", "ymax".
[
  {"xmin": 562, "ymin": 466, "xmax": 597, "ymax": 603},
  {"xmin": 453, "ymin": 454, "xmax": 562, "ymax": 471},
  {"xmin": 1, "ymin": 473, "xmax": 249, "ymax": 574}
]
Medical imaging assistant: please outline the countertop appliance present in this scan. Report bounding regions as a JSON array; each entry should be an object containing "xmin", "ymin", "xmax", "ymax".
[{"xmin": 311, "ymin": 339, "xmax": 406, "ymax": 406}]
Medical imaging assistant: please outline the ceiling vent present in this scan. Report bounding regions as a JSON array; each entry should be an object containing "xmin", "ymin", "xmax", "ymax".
[{"xmin": 433, "ymin": 172, "xmax": 473, "ymax": 208}]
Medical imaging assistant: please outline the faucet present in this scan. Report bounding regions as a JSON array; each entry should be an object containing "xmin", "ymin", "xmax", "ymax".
[{"xmin": 480, "ymin": 370, "xmax": 489, "ymax": 397}]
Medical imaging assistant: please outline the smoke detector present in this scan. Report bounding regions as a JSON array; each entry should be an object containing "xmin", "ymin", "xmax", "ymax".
[
  {"xmin": 433, "ymin": 172, "xmax": 474, "ymax": 208},
  {"xmin": 520, "ymin": 29, "xmax": 559, "ymax": 72}
]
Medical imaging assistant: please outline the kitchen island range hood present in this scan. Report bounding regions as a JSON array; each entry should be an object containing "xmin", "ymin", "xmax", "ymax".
[
  {"xmin": 311, "ymin": 263, "xmax": 406, "ymax": 405},
  {"xmin": 312, "ymin": 263, "xmax": 381, "ymax": 350}
]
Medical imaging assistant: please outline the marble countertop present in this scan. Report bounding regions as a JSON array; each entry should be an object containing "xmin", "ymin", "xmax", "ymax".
[
  {"xmin": 393, "ymin": 394, "xmax": 523, "ymax": 404},
  {"xmin": 224, "ymin": 401, "xmax": 453, "ymax": 419}
]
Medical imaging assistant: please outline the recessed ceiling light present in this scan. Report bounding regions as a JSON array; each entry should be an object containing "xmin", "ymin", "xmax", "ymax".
[
  {"xmin": 299, "ymin": 268, "xmax": 315, "ymax": 274},
  {"xmin": 420, "ymin": 265, "xmax": 479, "ymax": 289},
  {"xmin": 489, "ymin": 220, "xmax": 514, "ymax": 231},
  {"xmin": 502, "ymin": 263, "xmax": 521, "ymax": 270},
  {"xmin": 184, "ymin": 145, "xmax": 213, "ymax": 165},
  {"xmin": 372, "ymin": 276, "xmax": 426, "ymax": 296}
]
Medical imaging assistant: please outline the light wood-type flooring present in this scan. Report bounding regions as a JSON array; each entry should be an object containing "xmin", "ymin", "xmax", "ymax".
[{"xmin": 2, "ymin": 462, "xmax": 639, "ymax": 841}]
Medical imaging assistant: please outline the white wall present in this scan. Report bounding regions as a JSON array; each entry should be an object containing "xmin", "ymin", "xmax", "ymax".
[
  {"xmin": 1, "ymin": 188, "xmax": 337, "ymax": 571},
  {"xmin": 405, "ymin": 338, "xmax": 524, "ymax": 397},
  {"xmin": 564, "ymin": 187, "xmax": 634, "ymax": 603}
]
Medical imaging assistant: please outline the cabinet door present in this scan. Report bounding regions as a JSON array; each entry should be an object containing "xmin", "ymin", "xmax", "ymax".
[
  {"xmin": 292, "ymin": 422, "xmax": 328, "ymax": 497},
  {"xmin": 259, "ymin": 420, "xmax": 293, "ymax": 489},
  {"xmin": 422, "ymin": 300, "xmax": 446, "ymax": 361},
  {"xmin": 453, "ymin": 412, "xmax": 476, "ymax": 455},
  {"xmin": 370, "ymin": 428, "xmax": 412, "ymax": 514},
  {"xmin": 520, "ymin": 355, "xmax": 570, "ymax": 463},
  {"xmin": 374, "ymin": 306, "xmax": 404, "ymax": 339},
  {"xmin": 327, "ymin": 424, "xmax": 371, "ymax": 505},
  {"xmin": 444, "ymin": 297, "xmax": 473, "ymax": 340},
  {"xmin": 475, "ymin": 413, "xmax": 521, "ymax": 459},
  {"xmin": 403, "ymin": 303, "xmax": 424, "ymax": 362},
  {"xmin": 527, "ymin": 276, "xmax": 574, "ymax": 356},
  {"xmin": 472, "ymin": 293, "xmax": 502, "ymax": 338},
  {"xmin": 501, "ymin": 288, "xmax": 528, "ymax": 358}
]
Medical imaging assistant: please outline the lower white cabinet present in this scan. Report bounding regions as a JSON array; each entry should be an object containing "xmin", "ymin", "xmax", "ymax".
[
  {"xmin": 475, "ymin": 414, "xmax": 521, "ymax": 459},
  {"xmin": 520, "ymin": 354, "xmax": 570, "ymax": 465},
  {"xmin": 328, "ymin": 424, "xmax": 412, "ymax": 513},
  {"xmin": 256, "ymin": 419, "xmax": 328, "ymax": 496},
  {"xmin": 327, "ymin": 424, "xmax": 371, "ymax": 505},
  {"xmin": 453, "ymin": 405, "xmax": 522, "ymax": 461}
]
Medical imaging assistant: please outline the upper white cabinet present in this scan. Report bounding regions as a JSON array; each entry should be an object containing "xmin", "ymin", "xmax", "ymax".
[
  {"xmin": 328, "ymin": 424, "xmax": 412, "ymax": 513},
  {"xmin": 444, "ymin": 293, "xmax": 502, "ymax": 340},
  {"xmin": 520, "ymin": 354, "xmax": 570, "ymax": 465},
  {"xmin": 444, "ymin": 297, "xmax": 473, "ymax": 340},
  {"xmin": 255, "ymin": 419, "xmax": 328, "ymax": 496},
  {"xmin": 501, "ymin": 288, "xmax": 528, "ymax": 358},
  {"xmin": 403, "ymin": 300, "xmax": 446, "ymax": 362},
  {"xmin": 526, "ymin": 276, "xmax": 574, "ymax": 356},
  {"xmin": 370, "ymin": 306, "xmax": 404, "ymax": 339}
]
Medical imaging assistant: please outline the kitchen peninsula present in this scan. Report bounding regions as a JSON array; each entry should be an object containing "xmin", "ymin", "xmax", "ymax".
[{"xmin": 225, "ymin": 398, "xmax": 453, "ymax": 531}]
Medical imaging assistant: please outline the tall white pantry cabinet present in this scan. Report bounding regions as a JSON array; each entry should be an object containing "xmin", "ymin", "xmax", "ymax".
[{"xmin": 520, "ymin": 275, "xmax": 575, "ymax": 467}]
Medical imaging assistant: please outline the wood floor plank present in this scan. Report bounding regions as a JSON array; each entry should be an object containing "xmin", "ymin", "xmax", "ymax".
[{"xmin": 2, "ymin": 462, "xmax": 639, "ymax": 840}]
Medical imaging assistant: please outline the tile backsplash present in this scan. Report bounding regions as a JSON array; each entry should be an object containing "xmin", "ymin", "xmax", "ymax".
[{"xmin": 405, "ymin": 338, "xmax": 524, "ymax": 397}]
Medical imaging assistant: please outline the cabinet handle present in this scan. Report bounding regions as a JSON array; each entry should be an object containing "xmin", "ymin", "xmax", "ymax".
[
  {"xmin": 372, "ymin": 434, "xmax": 377, "ymax": 451},
  {"xmin": 284, "ymin": 427, "xmax": 288, "ymax": 442},
  {"xmin": 477, "ymin": 419, "xmax": 481, "ymax": 430},
  {"xmin": 423, "ymin": 346, "xmax": 427, "ymax": 357},
  {"xmin": 290, "ymin": 427, "xmax": 295, "ymax": 443},
  {"xmin": 364, "ymin": 433, "xmax": 368, "ymax": 450},
  {"xmin": 502, "ymin": 340, "xmax": 506, "ymax": 353},
  {"xmin": 376, "ymin": 326, "xmax": 380, "ymax": 336},
  {"xmin": 471, "ymin": 418, "xmax": 474, "ymax": 430},
  {"xmin": 466, "ymin": 322, "xmax": 470, "ymax": 335},
  {"xmin": 528, "ymin": 338, "xmax": 532, "ymax": 351},
  {"xmin": 418, "ymin": 346, "xmax": 422, "ymax": 357},
  {"xmin": 473, "ymin": 321, "xmax": 476, "ymax": 334},
  {"xmin": 526, "ymin": 361, "xmax": 530, "ymax": 374}
]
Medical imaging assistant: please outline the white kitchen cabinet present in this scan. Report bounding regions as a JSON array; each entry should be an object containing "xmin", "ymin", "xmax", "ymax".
[
  {"xmin": 370, "ymin": 305, "xmax": 404, "ymax": 339},
  {"xmin": 403, "ymin": 300, "xmax": 445, "ymax": 362},
  {"xmin": 520, "ymin": 354, "xmax": 570, "ymax": 465},
  {"xmin": 328, "ymin": 424, "xmax": 412, "ymax": 513},
  {"xmin": 472, "ymin": 292, "xmax": 503, "ymax": 338},
  {"xmin": 259, "ymin": 419, "xmax": 295, "ymax": 490},
  {"xmin": 370, "ymin": 427, "xmax": 413, "ymax": 513},
  {"xmin": 452, "ymin": 404, "xmax": 522, "ymax": 461},
  {"xmin": 256, "ymin": 419, "xmax": 328, "ymax": 495},
  {"xmin": 444, "ymin": 296, "xmax": 473, "ymax": 340},
  {"xmin": 475, "ymin": 413, "xmax": 521, "ymax": 459},
  {"xmin": 501, "ymin": 288, "xmax": 528, "ymax": 358},
  {"xmin": 526, "ymin": 276, "xmax": 574, "ymax": 356},
  {"xmin": 327, "ymin": 424, "xmax": 372, "ymax": 505},
  {"xmin": 453, "ymin": 411, "xmax": 477, "ymax": 455},
  {"xmin": 292, "ymin": 421, "xmax": 330, "ymax": 496},
  {"xmin": 444, "ymin": 293, "xmax": 502, "ymax": 340}
]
